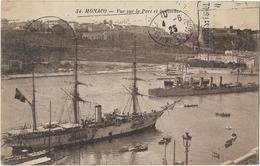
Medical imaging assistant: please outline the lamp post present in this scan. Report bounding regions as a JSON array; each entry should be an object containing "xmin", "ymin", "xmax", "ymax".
[
  {"xmin": 162, "ymin": 140, "xmax": 168, "ymax": 165},
  {"xmin": 182, "ymin": 132, "xmax": 192, "ymax": 165},
  {"xmin": 173, "ymin": 139, "xmax": 176, "ymax": 165},
  {"xmin": 161, "ymin": 136, "xmax": 171, "ymax": 165}
]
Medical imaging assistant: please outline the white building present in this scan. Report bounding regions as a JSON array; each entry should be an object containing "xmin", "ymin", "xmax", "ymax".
[
  {"xmin": 82, "ymin": 32, "xmax": 108, "ymax": 40},
  {"xmin": 196, "ymin": 53, "xmax": 208, "ymax": 61},
  {"xmin": 196, "ymin": 52, "xmax": 256, "ymax": 68},
  {"xmin": 220, "ymin": 54, "xmax": 238, "ymax": 63}
]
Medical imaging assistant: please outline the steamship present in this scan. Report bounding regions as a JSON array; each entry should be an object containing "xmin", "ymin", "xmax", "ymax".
[
  {"xmin": 149, "ymin": 75, "xmax": 258, "ymax": 97},
  {"xmin": 3, "ymin": 43, "xmax": 178, "ymax": 153}
]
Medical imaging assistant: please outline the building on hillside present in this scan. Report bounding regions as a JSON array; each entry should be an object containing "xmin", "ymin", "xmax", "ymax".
[
  {"xmin": 68, "ymin": 21, "xmax": 80, "ymax": 30},
  {"xmin": 81, "ymin": 31, "xmax": 108, "ymax": 40},
  {"xmin": 1, "ymin": 19, "xmax": 9, "ymax": 30},
  {"xmin": 196, "ymin": 53, "xmax": 210, "ymax": 61},
  {"xmin": 8, "ymin": 60, "xmax": 23, "ymax": 71},
  {"xmin": 196, "ymin": 51, "xmax": 257, "ymax": 68},
  {"xmin": 13, "ymin": 22, "xmax": 28, "ymax": 30},
  {"xmin": 212, "ymin": 26, "xmax": 238, "ymax": 37},
  {"xmin": 220, "ymin": 54, "xmax": 239, "ymax": 63},
  {"xmin": 79, "ymin": 22, "xmax": 112, "ymax": 33}
]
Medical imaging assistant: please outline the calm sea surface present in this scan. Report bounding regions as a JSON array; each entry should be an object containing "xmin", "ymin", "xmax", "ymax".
[{"xmin": 1, "ymin": 72, "xmax": 258, "ymax": 165}]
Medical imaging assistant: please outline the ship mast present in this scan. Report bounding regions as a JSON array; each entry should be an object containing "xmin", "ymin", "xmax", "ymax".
[
  {"xmin": 166, "ymin": 61, "xmax": 169, "ymax": 73},
  {"xmin": 73, "ymin": 37, "xmax": 79, "ymax": 124},
  {"xmin": 132, "ymin": 41, "xmax": 138, "ymax": 114},
  {"xmin": 32, "ymin": 62, "xmax": 37, "ymax": 131},
  {"xmin": 49, "ymin": 100, "xmax": 51, "ymax": 151},
  {"xmin": 236, "ymin": 68, "xmax": 240, "ymax": 83},
  {"xmin": 197, "ymin": 1, "xmax": 201, "ymax": 55}
]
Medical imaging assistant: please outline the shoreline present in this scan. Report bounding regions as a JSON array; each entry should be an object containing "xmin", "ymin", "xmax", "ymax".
[
  {"xmin": 1, "ymin": 66, "xmax": 257, "ymax": 80},
  {"xmin": 1, "ymin": 70, "xmax": 131, "ymax": 80},
  {"xmin": 1, "ymin": 66, "xmax": 163, "ymax": 80}
]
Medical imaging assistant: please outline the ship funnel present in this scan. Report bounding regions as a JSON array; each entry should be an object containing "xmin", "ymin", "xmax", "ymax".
[
  {"xmin": 95, "ymin": 105, "xmax": 102, "ymax": 123},
  {"xmin": 219, "ymin": 76, "xmax": 223, "ymax": 87},
  {"xmin": 210, "ymin": 77, "xmax": 213, "ymax": 89},
  {"xmin": 200, "ymin": 77, "xmax": 204, "ymax": 87},
  {"xmin": 164, "ymin": 80, "xmax": 173, "ymax": 89},
  {"xmin": 189, "ymin": 77, "xmax": 193, "ymax": 86}
]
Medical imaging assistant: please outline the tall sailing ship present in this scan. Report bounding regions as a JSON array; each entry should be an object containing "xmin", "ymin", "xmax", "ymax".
[{"xmin": 3, "ymin": 42, "xmax": 178, "ymax": 153}]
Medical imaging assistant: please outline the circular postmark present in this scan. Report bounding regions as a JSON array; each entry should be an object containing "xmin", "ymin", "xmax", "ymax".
[
  {"xmin": 23, "ymin": 16, "xmax": 76, "ymax": 62},
  {"xmin": 148, "ymin": 9, "xmax": 194, "ymax": 47}
]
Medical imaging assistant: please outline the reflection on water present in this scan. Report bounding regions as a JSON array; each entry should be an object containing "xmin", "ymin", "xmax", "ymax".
[
  {"xmin": 1, "ymin": 72, "xmax": 258, "ymax": 164},
  {"xmin": 52, "ymin": 127, "xmax": 161, "ymax": 165}
]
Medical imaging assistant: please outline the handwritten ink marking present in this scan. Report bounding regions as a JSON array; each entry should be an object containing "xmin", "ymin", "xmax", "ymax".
[{"xmin": 200, "ymin": 2, "xmax": 210, "ymax": 47}]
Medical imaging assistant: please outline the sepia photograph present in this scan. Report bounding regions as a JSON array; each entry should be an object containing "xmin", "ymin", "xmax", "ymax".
[{"xmin": 1, "ymin": 0, "xmax": 259, "ymax": 165}]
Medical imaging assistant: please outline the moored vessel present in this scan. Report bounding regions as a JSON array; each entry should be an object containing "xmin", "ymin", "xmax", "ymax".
[
  {"xmin": 148, "ymin": 75, "xmax": 258, "ymax": 97},
  {"xmin": 2, "ymin": 41, "xmax": 178, "ymax": 154},
  {"xmin": 1, "ymin": 149, "xmax": 52, "ymax": 165}
]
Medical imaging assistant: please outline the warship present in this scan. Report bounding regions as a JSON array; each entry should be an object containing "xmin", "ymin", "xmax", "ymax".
[
  {"xmin": 148, "ymin": 74, "xmax": 258, "ymax": 97},
  {"xmin": 2, "ymin": 42, "xmax": 177, "ymax": 154}
]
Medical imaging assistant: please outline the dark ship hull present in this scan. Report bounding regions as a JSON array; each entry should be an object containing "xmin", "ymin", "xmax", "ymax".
[
  {"xmin": 148, "ymin": 85, "xmax": 258, "ymax": 97},
  {"xmin": 1, "ymin": 149, "xmax": 51, "ymax": 165}
]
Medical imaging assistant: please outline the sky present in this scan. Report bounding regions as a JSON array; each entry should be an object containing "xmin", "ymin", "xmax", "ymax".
[{"xmin": 1, "ymin": 0, "xmax": 260, "ymax": 30}]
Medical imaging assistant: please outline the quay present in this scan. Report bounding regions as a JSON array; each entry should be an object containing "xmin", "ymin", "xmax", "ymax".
[{"xmin": 222, "ymin": 147, "xmax": 258, "ymax": 165}]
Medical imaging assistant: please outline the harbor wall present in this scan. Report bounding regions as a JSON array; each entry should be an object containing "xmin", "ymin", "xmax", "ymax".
[{"xmin": 222, "ymin": 147, "xmax": 258, "ymax": 165}]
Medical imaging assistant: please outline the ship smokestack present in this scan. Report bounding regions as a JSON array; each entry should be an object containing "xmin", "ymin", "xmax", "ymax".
[
  {"xmin": 219, "ymin": 76, "xmax": 223, "ymax": 87},
  {"xmin": 210, "ymin": 77, "xmax": 213, "ymax": 89},
  {"xmin": 95, "ymin": 105, "xmax": 102, "ymax": 123},
  {"xmin": 189, "ymin": 77, "xmax": 193, "ymax": 86},
  {"xmin": 164, "ymin": 80, "xmax": 173, "ymax": 89},
  {"xmin": 200, "ymin": 77, "xmax": 204, "ymax": 87}
]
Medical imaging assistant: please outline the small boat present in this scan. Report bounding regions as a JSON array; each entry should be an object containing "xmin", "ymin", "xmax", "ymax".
[
  {"xmin": 225, "ymin": 126, "xmax": 232, "ymax": 130},
  {"xmin": 158, "ymin": 136, "xmax": 172, "ymax": 145},
  {"xmin": 184, "ymin": 104, "xmax": 198, "ymax": 108},
  {"xmin": 224, "ymin": 133, "xmax": 238, "ymax": 148},
  {"xmin": 163, "ymin": 136, "xmax": 171, "ymax": 144},
  {"xmin": 231, "ymin": 133, "xmax": 237, "ymax": 141},
  {"xmin": 129, "ymin": 144, "xmax": 148, "ymax": 152},
  {"xmin": 215, "ymin": 112, "xmax": 231, "ymax": 117},
  {"xmin": 1, "ymin": 149, "xmax": 53, "ymax": 165},
  {"xmin": 225, "ymin": 138, "xmax": 233, "ymax": 148},
  {"xmin": 158, "ymin": 139, "xmax": 165, "ymax": 145},
  {"xmin": 119, "ymin": 146, "xmax": 130, "ymax": 152}
]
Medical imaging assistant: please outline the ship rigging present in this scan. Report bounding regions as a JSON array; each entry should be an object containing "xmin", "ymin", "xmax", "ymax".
[{"xmin": 3, "ymin": 17, "xmax": 179, "ymax": 154}]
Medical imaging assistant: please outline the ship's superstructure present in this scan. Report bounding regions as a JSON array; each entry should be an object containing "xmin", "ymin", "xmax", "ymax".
[{"xmin": 3, "ymin": 41, "xmax": 177, "ymax": 153}]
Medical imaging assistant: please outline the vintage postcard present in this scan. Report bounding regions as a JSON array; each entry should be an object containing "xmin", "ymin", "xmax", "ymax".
[{"xmin": 1, "ymin": 0, "xmax": 259, "ymax": 165}]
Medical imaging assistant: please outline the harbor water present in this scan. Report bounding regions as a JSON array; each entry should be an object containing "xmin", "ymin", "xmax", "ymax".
[{"xmin": 1, "ymin": 71, "xmax": 258, "ymax": 164}]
